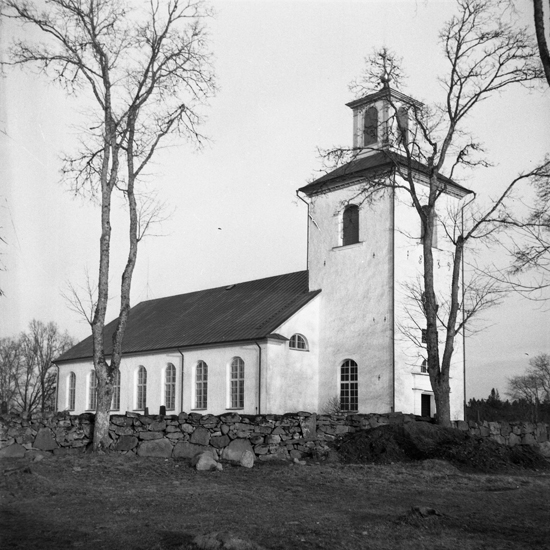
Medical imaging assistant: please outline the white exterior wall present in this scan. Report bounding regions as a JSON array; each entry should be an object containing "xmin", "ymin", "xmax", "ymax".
[
  {"xmin": 392, "ymin": 179, "xmax": 465, "ymax": 420},
  {"xmin": 307, "ymin": 182, "xmax": 394, "ymax": 414},
  {"xmin": 56, "ymin": 298, "xmax": 321, "ymax": 416},
  {"xmin": 57, "ymin": 344, "xmax": 262, "ymax": 416},
  {"xmin": 263, "ymin": 295, "xmax": 320, "ymax": 413}
]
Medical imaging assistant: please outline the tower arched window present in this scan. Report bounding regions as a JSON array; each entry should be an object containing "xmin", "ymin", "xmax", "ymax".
[
  {"xmin": 396, "ymin": 106, "xmax": 409, "ymax": 146},
  {"xmin": 342, "ymin": 204, "xmax": 360, "ymax": 246},
  {"xmin": 340, "ymin": 359, "xmax": 358, "ymax": 412},
  {"xmin": 363, "ymin": 106, "xmax": 378, "ymax": 146}
]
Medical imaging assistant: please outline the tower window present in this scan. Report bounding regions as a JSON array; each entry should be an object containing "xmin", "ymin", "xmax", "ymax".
[
  {"xmin": 342, "ymin": 204, "xmax": 360, "ymax": 246},
  {"xmin": 340, "ymin": 359, "xmax": 358, "ymax": 412},
  {"xmin": 289, "ymin": 334, "xmax": 308, "ymax": 351},
  {"xmin": 363, "ymin": 106, "xmax": 378, "ymax": 146},
  {"xmin": 397, "ymin": 106, "xmax": 409, "ymax": 146}
]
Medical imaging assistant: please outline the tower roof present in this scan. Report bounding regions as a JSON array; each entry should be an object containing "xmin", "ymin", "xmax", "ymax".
[{"xmin": 299, "ymin": 150, "xmax": 471, "ymax": 198}]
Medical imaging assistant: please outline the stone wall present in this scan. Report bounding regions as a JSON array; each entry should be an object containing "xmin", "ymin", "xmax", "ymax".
[{"xmin": 1, "ymin": 410, "xmax": 549, "ymax": 460}]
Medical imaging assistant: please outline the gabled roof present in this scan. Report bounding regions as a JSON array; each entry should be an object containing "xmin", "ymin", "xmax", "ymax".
[
  {"xmin": 299, "ymin": 150, "xmax": 472, "ymax": 198},
  {"xmin": 56, "ymin": 271, "xmax": 320, "ymax": 363}
]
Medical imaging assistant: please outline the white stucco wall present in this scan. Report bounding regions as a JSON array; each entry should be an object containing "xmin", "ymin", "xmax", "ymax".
[
  {"xmin": 56, "ymin": 296, "xmax": 321, "ymax": 416},
  {"xmin": 56, "ymin": 343, "xmax": 264, "ymax": 416},
  {"xmin": 307, "ymin": 182, "xmax": 394, "ymax": 414},
  {"xmin": 392, "ymin": 179, "xmax": 465, "ymax": 420},
  {"xmin": 263, "ymin": 295, "xmax": 320, "ymax": 413}
]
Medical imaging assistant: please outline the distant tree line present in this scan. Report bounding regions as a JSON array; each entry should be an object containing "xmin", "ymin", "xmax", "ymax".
[
  {"xmin": 0, "ymin": 320, "xmax": 74, "ymax": 414},
  {"xmin": 466, "ymin": 354, "xmax": 550, "ymax": 423}
]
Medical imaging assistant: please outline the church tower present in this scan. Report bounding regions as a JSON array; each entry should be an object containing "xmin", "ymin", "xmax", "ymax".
[{"xmin": 298, "ymin": 85, "xmax": 468, "ymax": 419}]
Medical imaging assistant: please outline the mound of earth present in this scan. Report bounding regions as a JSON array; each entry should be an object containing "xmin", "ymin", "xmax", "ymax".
[{"xmin": 332, "ymin": 422, "xmax": 550, "ymax": 473}]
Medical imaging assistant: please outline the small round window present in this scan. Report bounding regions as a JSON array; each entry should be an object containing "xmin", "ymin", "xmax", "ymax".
[{"xmin": 289, "ymin": 334, "xmax": 308, "ymax": 351}]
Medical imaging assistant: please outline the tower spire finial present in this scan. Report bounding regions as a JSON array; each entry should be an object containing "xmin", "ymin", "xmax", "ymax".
[{"xmin": 380, "ymin": 48, "xmax": 391, "ymax": 89}]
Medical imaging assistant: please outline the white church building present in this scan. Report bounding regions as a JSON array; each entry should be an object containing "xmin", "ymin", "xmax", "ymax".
[{"xmin": 55, "ymin": 87, "xmax": 469, "ymax": 420}]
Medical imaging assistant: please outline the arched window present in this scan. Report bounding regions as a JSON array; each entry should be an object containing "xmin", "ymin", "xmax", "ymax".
[
  {"xmin": 363, "ymin": 106, "xmax": 378, "ymax": 146},
  {"xmin": 137, "ymin": 366, "xmax": 147, "ymax": 410},
  {"xmin": 340, "ymin": 359, "xmax": 358, "ymax": 412},
  {"xmin": 195, "ymin": 360, "xmax": 208, "ymax": 409},
  {"xmin": 68, "ymin": 372, "xmax": 76, "ymax": 411},
  {"xmin": 230, "ymin": 357, "xmax": 245, "ymax": 409},
  {"xmin": 111, "ymin": 368, "xmax": 121, "ymax": 410},
  {"xmin": 165, "ymin": 363, "xmax": 176, "ymax": 411},
  {"xmin": 396, "ymin": 106, "xmax": 409, "ymax": 146},
  {"xmin": 289, "ymin": 334, "xmax": 308, "ymax": 351},
  {"xmin": 88, "ymin": 370, "xmax": 97, "ymax": 410},
  {"xmin": 421, "ymin": 359, "xmax": 428, "ymax": 373},
  {"xmin": 342, "ymin": 204, "xmax": 360, "ymax": 246}
]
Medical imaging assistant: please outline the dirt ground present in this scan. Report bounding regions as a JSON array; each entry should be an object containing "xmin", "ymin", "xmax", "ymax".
[{"xmin": 1, "ymin": 452, "xmax": 550, "ymax": 550}]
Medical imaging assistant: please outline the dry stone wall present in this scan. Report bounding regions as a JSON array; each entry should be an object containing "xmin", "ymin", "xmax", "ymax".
[{"xmin": 1, "ymin": 410, "xmax": 549, "ymax": 460}]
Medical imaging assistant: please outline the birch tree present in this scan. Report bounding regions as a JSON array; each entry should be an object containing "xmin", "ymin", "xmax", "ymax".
[
  {"xmin": 3, "ymin": 0, "xmax": 216, "ymax": 447},
  {"xmin": 321, "ymin": 0, "xmax": 547, "ymax": 425}
]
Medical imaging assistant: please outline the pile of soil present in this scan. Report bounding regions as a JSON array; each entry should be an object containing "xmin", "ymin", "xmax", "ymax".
[{"xmin": 332, "ymin": 422, "xmax": 550, "ymax": 473}]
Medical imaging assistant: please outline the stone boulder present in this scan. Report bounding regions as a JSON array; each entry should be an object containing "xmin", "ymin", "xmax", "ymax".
[
  {"xmin": 114, "ymin": 435, "xmax": 138, "ymax": 452},
  {"xmin": 0, "ymin": 443, "xmax": 26, "ymax": 458},
  {"xmin": 221, "ymin": 438, "xmax": 254, "ymax": 463},
  {"xmin": 33, "ymin": 427, "xmax": 58, "ymax": 451},
  {"xmin": 192, "ymin": 451, "xmax": 223, "ymax": 471},
  {"xmin": 137, "ymin": 438, "xmax": 172, "ymax": 458},
  {"xmin": 173, "ymin": 441, "xmax": 216, "ymax": 460},
  {"xmin": 190, "ymin": 427, "xmax": 211, "ymax": 446}
]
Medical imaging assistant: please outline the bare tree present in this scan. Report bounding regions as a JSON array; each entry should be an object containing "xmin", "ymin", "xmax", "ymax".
[
  {"xmin": 319, "ymin": 1, "xmax": 547, "ymax": 425},
  {"xmin": 19, "ymin": 320, "xmax": 74, "ymax": 413},
  {"xmin": 0, "ymin": 337, "xmax": 23, "ymax": 413},
  {"xmin": 3, "ymin": 0, "xmax": 216, "ymax": 447},
  {"xmin": 0, "ymin": 321, "xmax": 73, "ymax": 414},
  {"xmin": 507, "ymin": 353, "xmax": 550, "ymax": 422}
]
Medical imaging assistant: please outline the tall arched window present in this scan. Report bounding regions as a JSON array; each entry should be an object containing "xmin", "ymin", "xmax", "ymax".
[
  {"xmin": 68, "ymin": 372, "xmax": 76, "ymax": 411},
  {"xmin": 396, "ymin": 106, "xmax": 409, "ymax": 146},
  {"xmin": 165, "ymin": 363, "xmax": 176, "ymax": 411},
  {"xmin": 137, "ymin": 366, "xmax": 147, "ymax": 410},
  {"xmin": 363, "ymin": 106, "xmax": 378, "ymax": 146},
  {"xmin": 195, "ymin": 360, "xmax": 208, "ymax": 409},
  {"xmin": 88, "ymin": 370, "xmax": 97, "ymax": 410},
  {"xmin": 342, "ymin": 204, "xmax": 360, "ymax": 246},
  {"xmin": 340, "ymin": 359, "xmax": 358, "ymax": 412},
  {"xmin": 230, "ymin": 357, "xmax": 245, "ymax": 409},
  {"xmin": 111, "ymin": 368, "xmax": 121, "ymax": 410}
]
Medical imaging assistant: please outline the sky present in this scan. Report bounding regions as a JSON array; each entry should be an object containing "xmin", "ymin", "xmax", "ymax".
[{"xmin": 1, "ymin": 0, "xmax": 549, "ymax": 401}]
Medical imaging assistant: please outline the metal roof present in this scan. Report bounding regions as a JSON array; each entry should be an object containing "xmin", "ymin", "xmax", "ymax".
[
  {"xmin": 299, "ymin": 150, "xmax": 471, "ymax": 198},
  {"xmin": 56, "ymin": 271, "xmax": 320, "ymax": 363}
]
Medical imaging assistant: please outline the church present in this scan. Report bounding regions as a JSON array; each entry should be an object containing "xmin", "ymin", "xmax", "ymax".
[{"xmin": 55, "ymin": 86, "xmax": 469, "ymax": 420}]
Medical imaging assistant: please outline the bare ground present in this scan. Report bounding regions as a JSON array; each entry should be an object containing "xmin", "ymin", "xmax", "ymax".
[{"xmin": 1, "ymin": 452, "xmax": 550, "ymax": 550}]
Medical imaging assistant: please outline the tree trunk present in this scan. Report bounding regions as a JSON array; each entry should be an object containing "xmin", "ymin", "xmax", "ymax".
[{"xmin": 534, "ymin": 0, "xmax": 550, "ymax": 87}]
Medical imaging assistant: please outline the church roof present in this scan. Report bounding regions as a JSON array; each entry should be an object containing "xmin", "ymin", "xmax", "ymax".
[
  {"xmin": 299, "ymin": 150, "xmax": 471, "ymax": 198},
  {"xmin": 56, "ymin": 271, "xmax": 319, "ymax": 363}
]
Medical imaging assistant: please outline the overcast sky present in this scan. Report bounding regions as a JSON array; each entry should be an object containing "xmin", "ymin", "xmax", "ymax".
[{"xmin": 1, "ymin": 0, "xmax": 549, "ymax": 400}]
